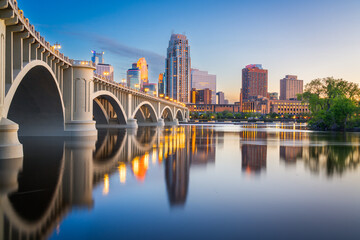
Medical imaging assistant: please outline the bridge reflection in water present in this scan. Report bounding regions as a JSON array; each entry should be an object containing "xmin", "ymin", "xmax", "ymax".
[{"xmin": 0, "ymin": 125, "xmax": 360, "ymax": 239}]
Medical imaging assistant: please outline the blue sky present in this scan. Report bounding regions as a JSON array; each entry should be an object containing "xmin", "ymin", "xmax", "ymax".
[{"xmin": 20, "ymin": 0, "xmax": 360, "ymax": 102}]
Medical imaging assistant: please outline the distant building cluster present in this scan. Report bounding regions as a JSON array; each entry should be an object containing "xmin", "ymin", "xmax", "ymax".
[
  {"xmin": 190, "ymin": 64, "xmax": 309, "ymax": 115},
  {"xmin": 90, "ymin": 34, "xmax": 309, "ymax": 115}
]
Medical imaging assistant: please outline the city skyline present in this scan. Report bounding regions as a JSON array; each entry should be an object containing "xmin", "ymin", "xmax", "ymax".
[{"xmin": 18, "ymin": 0, "xmax": 360, "ymax": 103}]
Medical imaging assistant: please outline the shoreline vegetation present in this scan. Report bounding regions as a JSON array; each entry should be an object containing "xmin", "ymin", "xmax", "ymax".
[{"xmin": 188, "ymin": 78, "xmax": 360, "ymax": 132}]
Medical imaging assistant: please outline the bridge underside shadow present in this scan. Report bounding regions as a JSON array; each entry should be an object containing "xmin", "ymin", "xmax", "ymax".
[
  {"xmin": 7, "ymin": 66, "xmax": 65, "ymax": 136},
  {"xmin": 134, "ymin": 104, "xmax": 158, "ymax": 127},
  {"xmin": 93, "ymin": 96, "xmax": 127, "ymax": 128}
]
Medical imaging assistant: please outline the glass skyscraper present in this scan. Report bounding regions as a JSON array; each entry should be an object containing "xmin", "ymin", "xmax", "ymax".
[
  {"xmin": 127, "ymin": 63, "xmax": 141, "ymax": 89},
  {"xmin": 165, "ymin": 34, "xmax": 191, "ymax": 103}
]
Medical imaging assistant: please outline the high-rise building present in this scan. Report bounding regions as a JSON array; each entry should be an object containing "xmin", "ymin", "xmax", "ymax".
[
  {"xmin": 143, "ymin": 83, "xmax": 157, "ymax": 96},
  {"xmin": 158, "ymin": 73, "xmax": 165, "ymax": 97},
  {"xmin": 280, "ymin": 75, "xmax": 303, "ymax": 100},
  {"xmin": 216, "ymin": 92, "xmax": 225, "ymax": 104},
  {"xmin": 191, "ymin": 69, "xmax": 216, "ymax": 104},
  {"xmin": 137, "ymin": 58, "xmax": 148, "ymax": 88},
  {"xmin": 91, "ymin": 50, "xmax": 104, "ymax": 65},
  {"xmin": 91, "ymin": 50, "xmax": 114, "ymax": 82},
  {"xmin": 96, "ymin": 64, "xmax": 114, "ymax": 82},
  {"xmin": 241, "ymin": 64, "xmax": 268, "ymax": 100},
  {"xmin": 127, "ymin": 63, "xmax": 141, "ymax": 89},
  {"xmin": 165, "ymin": 34, "xmax": 191, "ymax": 103}
]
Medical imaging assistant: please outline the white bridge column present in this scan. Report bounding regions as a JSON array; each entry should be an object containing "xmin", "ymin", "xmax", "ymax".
[
  {"xmin": 0, "ymin": 19, "xmax": 22, "ymax": 159},
  {"xmin": 157, "ymin": 102, "xmax": 165, "ymax": 127},
  {"xmin": 64, "ymin": 62, "xmax": 97, "ymax": 137},
  {"xmin": 126, "ymin": 94, "xmax": 138, "ymax": 128}
]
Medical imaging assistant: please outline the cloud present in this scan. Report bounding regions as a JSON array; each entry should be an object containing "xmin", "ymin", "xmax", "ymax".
[
  {"xmin": 63, "ymin": 31, "xmax": 166, "ymax": 82},
  {"xmin": 93, "ymin": 35, "xmax": 165, "ymax": 82}
]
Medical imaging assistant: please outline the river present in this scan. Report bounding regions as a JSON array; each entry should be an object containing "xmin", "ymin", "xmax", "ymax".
[{"xmin": 0, "ymin": 124, "xmax": 359, "ymax": 239}]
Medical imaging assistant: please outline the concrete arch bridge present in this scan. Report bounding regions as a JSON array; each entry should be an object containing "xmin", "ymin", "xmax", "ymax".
[{"xmin": 0, "ymin": 0, "xmax": 189, "ymax": 159}]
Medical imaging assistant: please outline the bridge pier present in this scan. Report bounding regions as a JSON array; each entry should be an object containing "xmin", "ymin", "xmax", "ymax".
[
  {"xmin": 63, "ymin": 137, "xmax": 96, "ymax": 208},
  {"xmin": 166, "ymin": 119, "xmax": 179, "ymax": 126},
  {"xmin": 0, "ymin": 19, "xmax": 22, "ymax": 159},
  {"xmin": 127, "ymin": 118, "xmax": 138, "ymax": 128},
  {"xmin": 64, "ymin": 62, "xmax": 97, "ymax": 137},
  {"xmin": 157, "ymin": 118, "xmax": 165, "ymax": 127}
]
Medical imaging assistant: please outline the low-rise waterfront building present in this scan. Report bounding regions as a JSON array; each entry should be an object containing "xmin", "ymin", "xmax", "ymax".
[
  {"xmin": 187, "ymin": 104, "xmax": 241, "ymax": 113},
  {"xmin": 270, "ymin": 100, "xmax": 309, "ymax": 115},
  {"xmin": 190, "ymin": 88, "xmax": 212, "ymax": 104}
]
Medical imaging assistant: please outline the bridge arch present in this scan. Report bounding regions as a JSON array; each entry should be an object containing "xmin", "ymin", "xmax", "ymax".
[
  {"xmin": 92, "ymin": 91, "xmax": 127, "ymax": 125},
  {"xmin": 176, "ymin": 109, "xmax": 185, "ymax": 122},
  {"xmin": 4, "ymin": 60, "xmax": 65, "ymax": 136},
  {"xmin": 161, "ymin": 106, "xmax": 174, "ymax": 122},
  {"xmin": 93, "ymin": 98, "xmax": 109, "ymax": 125},
  {"xmin": 132, "ymin": 101, "xmax": 158, "ymax": 123}
]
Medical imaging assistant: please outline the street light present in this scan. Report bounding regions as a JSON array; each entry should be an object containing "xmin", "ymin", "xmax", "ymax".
[{"xmin": 53, "ymin": 42, "xmax": 61, "ymax": 50}]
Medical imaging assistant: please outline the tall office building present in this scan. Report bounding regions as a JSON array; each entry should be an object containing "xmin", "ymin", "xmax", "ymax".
[
  {"xmin": 91, "ymin": 50, "xmax": 105, "ymax": 65},
  {"xmin": 241, "ymin": 64, "xmax": 268, "ymax": 100},
  {"xmin": 191, "ymin": 69, "xmax": 216, "ymax": 104},
  {"xmin": 280, "ymin": 75, "xmax": 303, "ymax": 100},
  {"xmin": 91, "ymin": 50, "xmax": 114, "ymax": 82},
  {"xmin": 143, "ymin": 83, "xmax": 157, "ymax": 96},
  {"xmin": 127, "ymin": 63, "xmax": 141, "ymax": 89},
  {"xmin": 165, "ymin": 34, "xmax": 191, "ymax": 103},
  {"xmin": 216, "ymin": 92, "xmax": 225, "ymax": 104},
  {"xmin": 158, "ymin": 73, "xmax": 165, "ymax": 96},
  {"xmin": 137, "ymin": 58, "xmax": 148, "ymax": 88}
]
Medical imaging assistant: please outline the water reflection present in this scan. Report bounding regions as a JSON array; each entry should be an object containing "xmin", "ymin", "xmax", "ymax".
[
  {"xmin": 303, "ymin": 134, "xmax": 360, "ymax": 177},
  {"xmin": 0, "ymin": 125, "xmax": 359, "ymax": 239}
]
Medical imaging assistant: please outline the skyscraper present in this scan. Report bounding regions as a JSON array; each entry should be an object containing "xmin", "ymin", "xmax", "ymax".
[
  {"xmin": 216, "ymin": 92, "xmax": 225, "ymax": 104},
  {"xmin": 158, "ymin": 73, "xmax": 165, "ymax": 96},
  {"xmin": 137, "ymin": 58, "xmax": 148, "ymax": 88},
  {"xmin": 165, "ymin": 34, "xmax": 191, "ymax": 103},
  {"xmin": 91, "ymin": 51, "xmax": 104, "ymax": 65},
  {"xmin": 127, "ymin": 63, "xmax": 141, "ymax": 89},
  {"xmin": 241, "ymin": 64, "xmax": 268, "ymax": 100},
  {"xmin": 91, "ymin": 50, "xmax": 114, "ymax": 82},
  {"xmin": 280, "ymin": 75, "xmax": 303, "ymax": 100},
  {"xmin": 191, "ymin": 69, "xmax": 216, "ymax": 104}
]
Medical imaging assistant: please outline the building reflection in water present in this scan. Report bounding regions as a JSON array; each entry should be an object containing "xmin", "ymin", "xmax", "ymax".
[{"xmin": 240, "ymin": 128, "xmax": 268, "ymax": 174}]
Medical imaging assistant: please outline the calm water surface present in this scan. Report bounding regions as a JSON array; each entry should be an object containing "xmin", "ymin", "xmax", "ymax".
[{"xmin": 1, "ymin": 124, "xmax": 360, "ymax": 239}]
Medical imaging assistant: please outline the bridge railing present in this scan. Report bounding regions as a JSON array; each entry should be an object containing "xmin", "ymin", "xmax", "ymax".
[
  {"xmin": 93, "ymin": 74, "xmax": 187, "ymax": 108},
  {"xmin": 73, "ymin": 60, "xmax": 95, "ymax": 68},
  {"xmin": 8, "ymin": 0, "xmax": 72, "ymax": 65}
]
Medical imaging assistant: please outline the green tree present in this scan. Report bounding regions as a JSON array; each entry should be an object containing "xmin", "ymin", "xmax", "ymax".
[
  {"xmin": 225, "ymin": 112, "xmax": 234, "ymax": 119},
  {"xmin": 235, "ymin": 113, "xmax": 243, "ymax": 119},
  {"xmin": 300, "ymin": 77, "xmax": 360, "ymax": 130}
]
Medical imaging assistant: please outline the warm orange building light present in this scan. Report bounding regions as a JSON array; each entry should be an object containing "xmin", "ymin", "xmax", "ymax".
[{"xmin": 137, "ymin": 58, "xmax": 148, "ymax": 84}]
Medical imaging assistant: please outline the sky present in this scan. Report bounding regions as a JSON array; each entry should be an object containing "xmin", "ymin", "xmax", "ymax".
[{"xmin": 19, "ymin": 0, "xmax": 360, "ymax": 103}]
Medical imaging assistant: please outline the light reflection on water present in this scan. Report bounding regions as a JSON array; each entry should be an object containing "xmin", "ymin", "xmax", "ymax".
[{"xmin": 0, "ymin": 125, "xmax": 359, "ymax": 239}]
